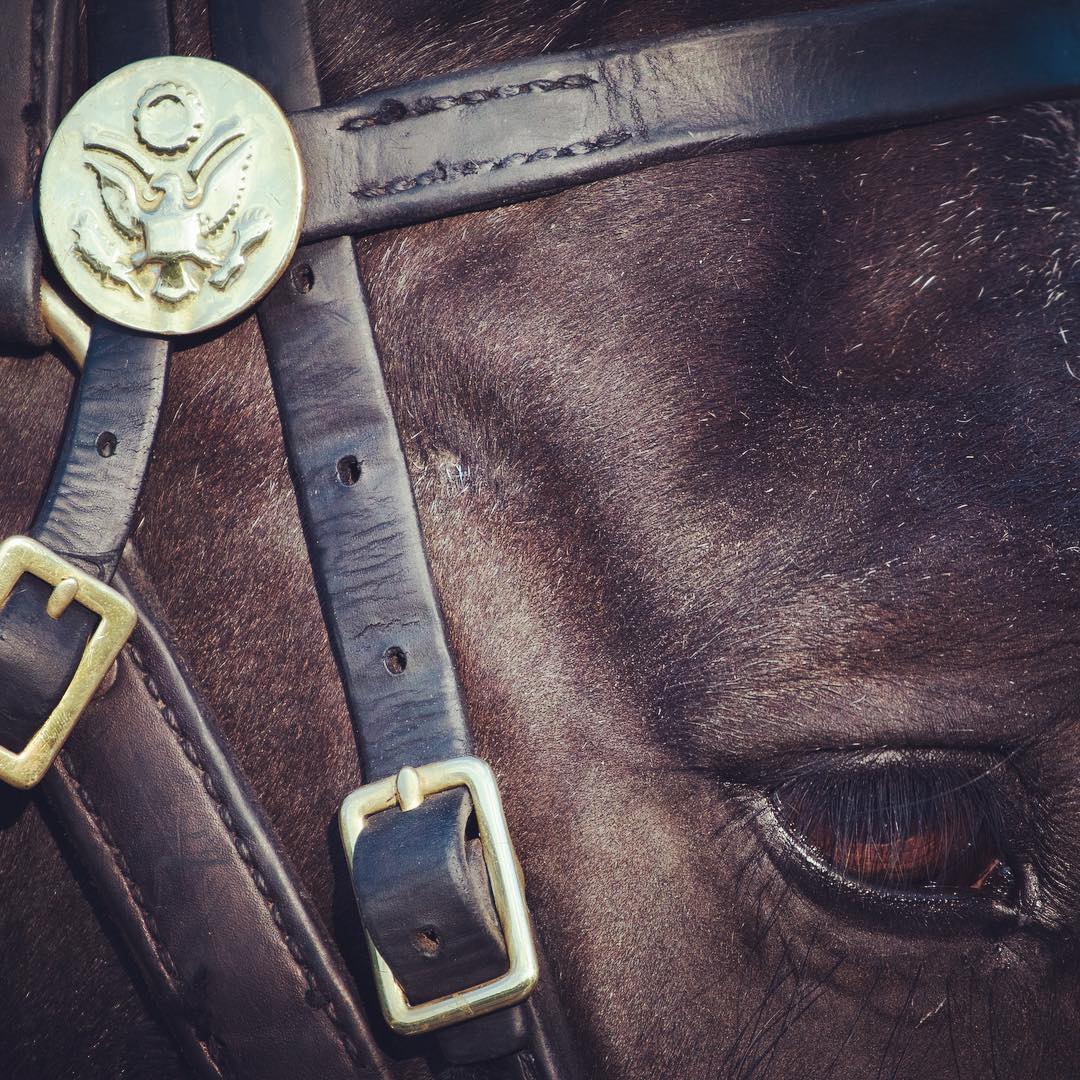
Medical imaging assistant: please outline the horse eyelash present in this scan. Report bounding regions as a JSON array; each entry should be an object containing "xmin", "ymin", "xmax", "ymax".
[{"xmin": 770, "ymin": 758, "xmax": 1015, "ymax": 890}]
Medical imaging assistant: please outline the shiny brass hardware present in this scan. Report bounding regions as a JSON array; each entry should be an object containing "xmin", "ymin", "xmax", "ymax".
[
  {"xmin": 40, "ymin": 280, "xmax": 90, "ymax": 368},
  {"xmin": 339, "ymin": 756, "xmax": 540, "ymax": 1035},
  {"xmin": 39, "ymin": 56, "xmax": 305, "ymax": 336},
  {"xmin": 0, "ymin": 536, "xmax": 137, "ymax": 788}
]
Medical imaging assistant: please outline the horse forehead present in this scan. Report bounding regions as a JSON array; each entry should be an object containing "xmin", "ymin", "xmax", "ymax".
[
  {"xmin": 349, "ymin": 111, "xmax": 1080, "ymax": 770},
  {"xmin": 366, "ymin": 109, "xmax": 1078, "ymax": 505}
]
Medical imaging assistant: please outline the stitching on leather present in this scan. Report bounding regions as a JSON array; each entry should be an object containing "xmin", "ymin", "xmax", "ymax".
[
  {"xmin": 125, "ymin": 644, "xmax": 371, "ymax": 1069},
  {"xmin": 55, "ymin": 752, "xmax": 231, "ymax": 1080},
  {"xmin": 340, "ymin": 72, "xmax": 596, "ymax": 130},
  {"xmin": 354, "ymin": 129, "xmax": 632, "ymax": 200},
  {"xmin": 26, "ymin": 0, "xmax": 45, "ymax": 195}
]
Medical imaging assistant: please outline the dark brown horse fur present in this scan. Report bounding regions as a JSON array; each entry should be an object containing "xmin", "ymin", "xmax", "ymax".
[{"xmin": 3, "ymin": 0, "xmax": 1080, "ymax": 1076}]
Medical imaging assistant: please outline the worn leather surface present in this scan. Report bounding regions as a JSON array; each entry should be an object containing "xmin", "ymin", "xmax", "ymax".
[
  {"xmin": 210, "ymin": 1, "xmax": 581, "ymax": 1072},
  {"xmin": 257, "ymin": 237, "xmax": 552, "ymax": 1070},
  {"xmin": 34, "ymin": 325, "xmax": 168, "ymax": 578},
  {"xmin": 258, "ymin": 234, "xmax": 550, "ymax": 1071},
  {"xmin": 0, "ymin": 0, "xmax": 68, "ymax": 347},
  {"xmin": 270, "ymin": 78, "xmax": 539, "ymax": 1080},
  {"xmin": 256, "ymin": 238, "xmax": 474, "ymax": 779},
  {"xmin": 0, "ymin": 323, "xmax": 169, "ymax": 752},
  {"xmin": 211, "ymin": 8, "xmax": 474, "ymax": 781},
  {"xmin": 46, "ymin": 556, "xmax": 391, "ymax": 1080},
  {"xmin": 294, "ymin": 0, "xmax": 1080, "ymax": 243}
]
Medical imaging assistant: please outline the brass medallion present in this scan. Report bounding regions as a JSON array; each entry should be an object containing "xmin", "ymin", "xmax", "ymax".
[{"xmin": 40, "ymin": 56, "xmax": 305, "ymax": 335}]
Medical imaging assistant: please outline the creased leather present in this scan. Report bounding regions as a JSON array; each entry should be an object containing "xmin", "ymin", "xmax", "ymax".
[
  {"xmin": 260, "ymin": 131, "xmax": 551, "ymax": 1080},
  {"xmin": 256, "ymin": 238, "xmax": 474, "ymax": 777},
  {"xmin": 294, "ymin": 0, "xmax": 1080, "ymax": 243},
  {"xmin": 33, "ymin": 323, "xmax": 169, "ymax": 578},
  {"xmin": 0, "ymin": 323, "xmax": 169, "ymax": 753},
  {"xmin": 256, "ymin": 236, "xmax": 554, "ymax": 1071},
  {"xmin": 0, "ymin": 316, "xmax": 388, "ymax": 1078},
  {"xmin": 0, "ymin": 0, "xmax": 68, "ymax": 346}
]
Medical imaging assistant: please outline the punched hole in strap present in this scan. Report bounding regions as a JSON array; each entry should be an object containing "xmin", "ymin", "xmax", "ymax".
[
  {"xmin": 411, "ymin": 926, "xmax": 441, "ymax": 958},
  {"xmin": 382, "ymin": 646, "xmax": 407, "ymax": 674},
  {"xmin": 336, "ymin": 454, "xmax": 361, "ymax": 485},
  {"xmin": 291, "ymin": 263, "xmax": 314, "ymax": 294}
]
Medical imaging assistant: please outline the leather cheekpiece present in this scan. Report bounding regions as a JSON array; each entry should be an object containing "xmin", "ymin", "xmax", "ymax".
[
  {"xmin": 210, "ymin": 1, "xmax": 583, "ymax": 1072},
  {"xmin": 258, "ymin": 236, "xmax": 544, "ymax": 1068},
  {"xmin": 46, "ymin": 560, "xmax": 391, "ymax": 1080}
]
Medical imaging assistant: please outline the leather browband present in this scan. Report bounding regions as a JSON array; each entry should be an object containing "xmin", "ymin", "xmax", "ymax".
[{"xmin": 295, "ymin": 0, "xmax": 1080, "ymax": 242}]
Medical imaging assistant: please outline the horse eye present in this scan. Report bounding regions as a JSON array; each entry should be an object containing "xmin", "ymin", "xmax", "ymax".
[{"xmin": 772, "ymin": 760, "xmax": 1016, "ymax": 898}]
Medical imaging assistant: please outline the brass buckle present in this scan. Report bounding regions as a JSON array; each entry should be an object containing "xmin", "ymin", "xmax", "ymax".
[
  {"xmin": 0, "ymin": 535, "xmax": 136, "ymax": 789},
  {"xmin": 339, "ymin": 756, "xmax": 540, "ymax": 1035}
]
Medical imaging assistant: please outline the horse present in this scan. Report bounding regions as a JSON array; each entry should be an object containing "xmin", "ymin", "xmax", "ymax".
[{"xmin": 2, "ymin": 0, "xmax": 1079, "ymax": 1076}]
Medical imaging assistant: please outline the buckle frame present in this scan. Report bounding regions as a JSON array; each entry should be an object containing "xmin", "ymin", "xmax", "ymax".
[
  {"xmin": 0, "ymin": 535, "xmax": 136, "ymax": 789},
  {"xmin": 339, "ymin": 756, "xmax": 540, "ymax": 1035}
]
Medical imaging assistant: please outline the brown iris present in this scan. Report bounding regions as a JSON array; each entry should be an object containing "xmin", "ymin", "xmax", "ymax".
[{"xmin": 774, "ymin": 762, "xmax": 1011, "ymax": 894}]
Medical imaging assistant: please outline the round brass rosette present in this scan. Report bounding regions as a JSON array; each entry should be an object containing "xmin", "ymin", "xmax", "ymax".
[{"xmin": 39, "ymin": 56, "xmax": 305, "ymax": 336}]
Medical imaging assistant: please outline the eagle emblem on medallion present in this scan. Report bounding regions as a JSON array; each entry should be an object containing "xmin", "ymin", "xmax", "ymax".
[{"xmin": 73, "ymin": 81, "xmax": 271, "ymax": 304}]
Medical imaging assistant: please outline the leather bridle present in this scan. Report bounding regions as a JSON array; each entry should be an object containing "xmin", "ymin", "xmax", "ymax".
[{"xmin": 0, "ymin": 1, "xmax": 1077, "ymax": 1077}]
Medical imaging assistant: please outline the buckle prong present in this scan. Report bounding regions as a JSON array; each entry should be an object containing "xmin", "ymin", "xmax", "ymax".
[
  {"xmin": 46, "ymin": 577, "xmax": 80, "ymax": 619},
  {"xmin": 395, "ymin": 765, "xmax": 423, "ymax": 811},
  {"xmin": 340, "ymin": 756, "xmax": 539, "ymax": 1035}
]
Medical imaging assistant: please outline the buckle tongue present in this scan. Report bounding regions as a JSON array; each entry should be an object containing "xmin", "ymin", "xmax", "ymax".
[
  {"xmin": 340, "ymin": 756, "xmax": 540, "ymax": 1035},
  {"xmin": 0, "ymin": 536, "xmax": 136, "ymax": 789}
]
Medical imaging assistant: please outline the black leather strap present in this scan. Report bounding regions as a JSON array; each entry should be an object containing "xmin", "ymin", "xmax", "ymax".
[
  {"xmin": 33, "ymin": 326, "xmax": 166, "ymax": 579},
  {"xmin": 0, "ymin": 0, "xmax": 69, "ymax": 347},
  {"xmin": 254, "ymin": 240, "xmax": 473, "ymax": 778},
  {"xmin": 0, "ymin": 323, "xmax": 169, "ymax": 752},
  {"xmin": 294, "ymin": 0, "xmax": 1080, "ymax": 243},
  {"xmin": 209, "ymin": 1, "xmax": 581, "ymax": 1073},
  {"xmin": 257, "ymin": 241, "xmax": 542, "ymax": 1069},
  {"xmin": 0, "ymin": 0, "xmax": 173, "ymax": 757}
]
